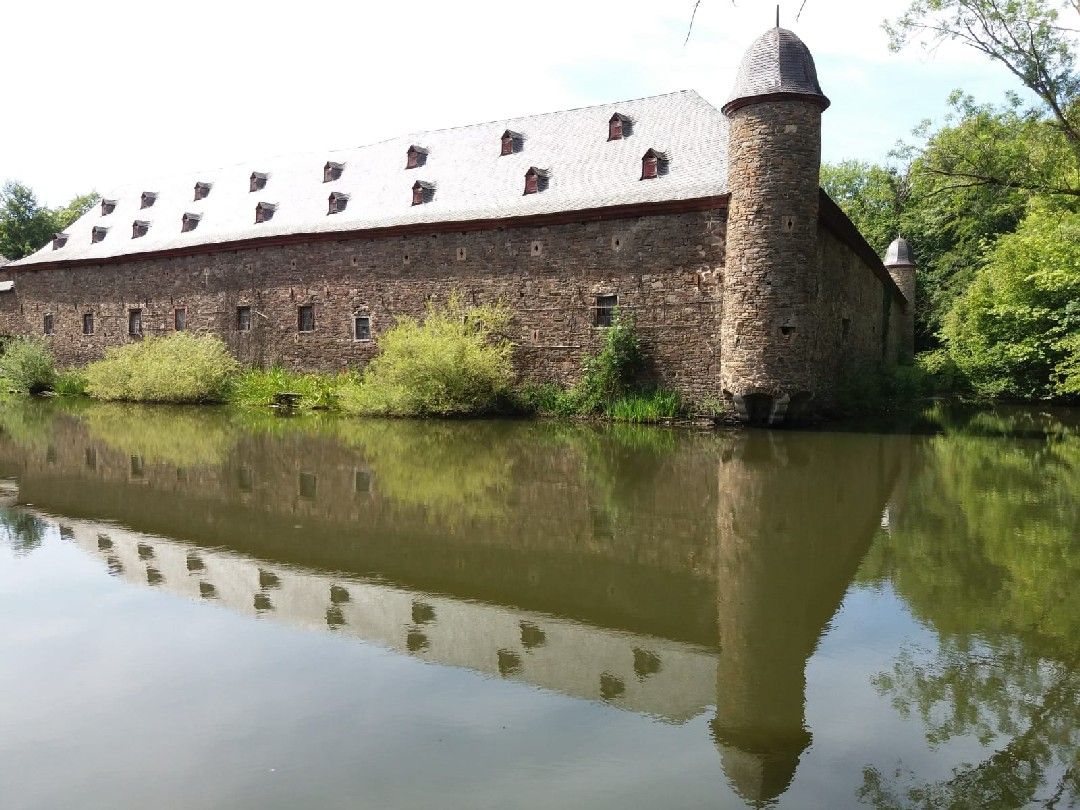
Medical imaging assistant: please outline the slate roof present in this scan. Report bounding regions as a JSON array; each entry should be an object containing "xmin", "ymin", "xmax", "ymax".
[
  {"xmin": 884, "ymin": 237, "xmax": 916, "ymax": 267},
  {"xmin": 14, "ymin": 90, "xmax": 728, "ymax": 267},
  {"xmin": 723, "ymin": 27, "xmax": 829, "ymax": 114}
]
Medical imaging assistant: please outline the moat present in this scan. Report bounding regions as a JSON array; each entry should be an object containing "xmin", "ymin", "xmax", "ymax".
[{"xmin": 0, "ymin": 401, "xmax": 1076, "ymax": 809}]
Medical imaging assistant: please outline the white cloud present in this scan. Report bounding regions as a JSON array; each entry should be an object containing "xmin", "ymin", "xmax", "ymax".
[{"xmin": 0, "ymin": 0, "xmax": 1023, "ymax": 206}]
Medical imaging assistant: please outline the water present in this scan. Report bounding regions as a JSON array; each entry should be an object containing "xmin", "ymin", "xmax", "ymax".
[{"xmin": 0, "ymin": 401, "xmax": 1076, "ymax": 809}]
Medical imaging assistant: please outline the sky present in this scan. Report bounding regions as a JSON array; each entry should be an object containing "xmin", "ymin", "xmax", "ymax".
[{"xmin": 1, "ymin": 0, "xmax": 1025, "ymax": 207}]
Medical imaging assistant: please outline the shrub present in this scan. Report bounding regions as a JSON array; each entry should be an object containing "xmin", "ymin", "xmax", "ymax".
[
  {"xmin": 53, "ymin": 369, "xmax": 88, "ymax": 397},
  {"xmin": 343, "ymin": 294, "xmax": 514, "ymax": 417},
  {"xmin": 85, "ymin": 333, "xmax": 239, "ymax": 403},
  {"xmin": 0, "ymin": 337, "xmax": 56, "ymax": 394},
  {"xmin": 228, "ymin": 367, "xmax": 353, "ymax": 410},
  {"xmin": 512, "ymin": 382, "xmax": 581, "ymax": 417},
  {"xmin": 604, "ymin": 389, "xmax": 681, "ymax": 423},
  {"xmin": 577, "ymin": 312, "xmax": 643, "ymax": 413}
]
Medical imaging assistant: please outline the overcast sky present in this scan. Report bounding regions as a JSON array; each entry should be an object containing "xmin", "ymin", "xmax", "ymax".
[{"xmin": 2, "ymin": 0, "xmax": 1020, "ymax": 207}]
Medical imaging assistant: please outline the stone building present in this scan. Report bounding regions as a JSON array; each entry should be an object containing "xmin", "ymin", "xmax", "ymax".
[{"xmin": 0, "ymin": 25, "xmax": 914, "ymax": 423}]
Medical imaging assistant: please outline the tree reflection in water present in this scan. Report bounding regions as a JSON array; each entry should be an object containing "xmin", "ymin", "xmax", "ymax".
[{"xmin": 858, "ymin": 407, "xmax": 1080, "ymax": 808}]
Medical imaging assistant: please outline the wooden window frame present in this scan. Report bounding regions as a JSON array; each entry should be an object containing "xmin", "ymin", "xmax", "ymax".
[
  {"xmin": 594, "ymin": 294, "xmax": 618, "ymax": 328},
  {"xmin": 297, "ymin": 304, "xmax": 315, "ymax": 333},
  {"xmin": 354, "ymin": 314, "xmax": 372, "ymax": 342}
]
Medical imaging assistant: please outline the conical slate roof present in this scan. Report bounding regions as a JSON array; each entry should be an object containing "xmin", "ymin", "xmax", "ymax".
[
  {"xmin": 722, "ymin": 27, "xmax": 830, "ymax": 115},
  {"xmin": 884, "ymin": 236, "xmax": 916, "ymax": 267}
]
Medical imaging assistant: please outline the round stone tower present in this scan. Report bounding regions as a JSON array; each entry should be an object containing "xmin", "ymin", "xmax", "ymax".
[
  {"xmin": 884, "ymin": 237, "xmax": 917, "ymax": 363},
  {"xmin": 721, "ymin": 26, "xmax": 831, "ymax": 424}
]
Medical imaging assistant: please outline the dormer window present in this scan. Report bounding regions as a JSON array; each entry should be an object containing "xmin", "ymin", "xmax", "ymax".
[
  {"xmin": 328, "ymin": 192, "xmax": 350, "ymax": 215},
  {"xmin": 324, "ymin": 161, "xmax": 344, "ymax": 183},
  {"xmin": 91, "ymin": 226, "xmax": 108, "ymax": 243},
  {"xmin": 641, "ymin": 149, "xmax": 669, "ymax": 180},
  {"xmin": 500, "ymin": 130, "xmax": 524, "ymax": 156},
  {"xmin": 181, "ymin": 213, "xmax": 201, "ymax": 233},
  {"xmin": 254, "ymin": 202, "xmax": 277, "ymax": 223},
  {"xmin": 194, "ymin": 182, "xmax": 212, "ymax": 201},
  {"xmin": 52, "ymin": 233, "xmax": 69, "ymax": 250},
  {"xmin": 132, "ymin": 220, "xmax": 150, "ymax": 239},
  {"xmin": 140, "ymin": 192, "xmax": 157, "ymax": 209},
  {"xmin": 406, "ymin": 145, "xmax": 428, "ymax": 169},
  {"xmin": 608, "ymin": 113, "xmax": 633, "ymax": 141},
  {"xmin": 523, "ymin": 167, "xmax": 549, "ymax": 195},
  {"xmin": 250, "ymin": 172, "xmax": 268, "ymax": 192},
  {"xmin": 411, "ymin": 181, "xmax": 435, "ymax": 205},
  {"xmin": 101, "ymin": 199, "xmax": 116, "ymax": 216}
]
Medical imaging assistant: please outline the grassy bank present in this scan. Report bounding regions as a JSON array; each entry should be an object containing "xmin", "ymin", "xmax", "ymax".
[{"xmin": 0, "ymin": 301, "xmax": 691, "ymax": 424}]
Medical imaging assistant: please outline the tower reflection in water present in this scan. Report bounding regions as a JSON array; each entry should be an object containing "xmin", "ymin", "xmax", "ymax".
[{"xmin": 0, "ymin": 404, "xmax": 910, "ymax": 805}]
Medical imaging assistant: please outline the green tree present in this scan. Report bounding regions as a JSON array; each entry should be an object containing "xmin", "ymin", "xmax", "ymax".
[
  {"xmin": 0, "ymin": 181, "xmax": 98, "ymax": 260},
  {"xmin": 886, "ymin": 0, "xmax": 1080, "ymax": 197},
  {"xmin": 0, "ymin": 182, "xmax": 55, "ymax": 260},
  {"xmin": 820, "ymin": 161, "xmax": 906, "ymax": 256},
  {"xmin": 822, "ymin": 154, "xmax": 1027, "ymax": 349},
  {"xmin": 943, "ymin": 200, "xmax": 1080, "ymax": 399}
]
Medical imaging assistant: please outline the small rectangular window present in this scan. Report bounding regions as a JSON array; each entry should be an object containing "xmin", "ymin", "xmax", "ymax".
[
  {"xmin": 43, "ymin": 313, "xmax": 54, "ymax": 335},
  {"xmin": 237, "ymin": 306, "xmax": 252, "ymax": 332},
  {"xmin": 354, "ymin": 315, "xmax": 371, "ymax": 341},
  {"xmin": 128, "ymin": 309, "xmax": 142, "ymax": 336},
  {"xmin": 298, "ymin": 472, "xmax": 317, "ymax": 499},
  {"xmin": 174, "ymin": 308, "xmax": 187, "ymax": 331},
  {"xmin": 82, "ymin": 313, "xmax": 94, "ymax": 335},
  {"xmin": 298, "ymin": 305, "xmax": 315, "ymax": 333},
  {"xmin": 594, "ymin": 294, "xmax": 617, "ymax": 328}
]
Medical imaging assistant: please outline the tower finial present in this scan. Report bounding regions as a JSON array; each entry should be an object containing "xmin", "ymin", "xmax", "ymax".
[{"xmin": 776, "ymin": 4, "xmax": 780, "ymax": 28}]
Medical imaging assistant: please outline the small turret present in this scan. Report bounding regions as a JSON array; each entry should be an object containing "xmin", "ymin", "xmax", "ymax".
[
  {"xmin": 884, "ymin": 237, "xmax": 916, "ymax": 363},
  {"xmin": 720, "ymin": 26, "xmax": 830, "ymax": 424}
]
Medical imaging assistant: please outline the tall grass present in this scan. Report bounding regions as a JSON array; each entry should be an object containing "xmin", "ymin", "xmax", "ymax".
[
  {"xmin": 604, "ymin": 389, "xmax": 681, "ymax": 423},
  {"xmin": 227, "ymin": 367, "xmax": 356, "ymax": 410}
]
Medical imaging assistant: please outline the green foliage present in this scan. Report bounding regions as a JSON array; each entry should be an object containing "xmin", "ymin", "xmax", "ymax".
[
  {"xmin": 604, "ymin": 389, "xmax": 681, "ymax": 423},
  {"xmin": 576, "ymin": 313, "xmax": 644, "ymax": 413},
  {"xmin": 82, "ymin": 402, "xmax": 237, "ymax": 467},
  {"xmin": 342, "ymin": 294, "xmax": 514, "ymax": 417},
  {"xmin": 914, "ymin": 348, "xmax": 967, "ymax": 393},
  {"xmin": 943, "ymin": 201, "xmax": 1080, "ymax": 399},
  {"xmin": 228, "ymin": 367, "xmax": 353, "ymax": 410},
  {"xmin": 0, "ymin": 337, "xmax": 56, "ymax": 394},
  {"xmin": 820, "ymin": 160, "xmax": 906, "ymax": 255},
  {"xmin": 0, "ymin": 181, "xmax": 98, "ymax": 260},
  {"xmin": 512, "ymin": 382, "xmax": 582, "ymax": 417},
  {"xmin": 52, "ymin": 369, "xmax": 88, "ymax": 397},
  {"xmin": 85, "ymin": 333, "xmax": 239, "ymax": 403}
]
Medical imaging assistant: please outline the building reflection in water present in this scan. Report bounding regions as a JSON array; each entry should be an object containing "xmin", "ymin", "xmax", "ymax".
[{"xmin": 0, "ymin": 404, "xmax": 911, "ymax": 806}]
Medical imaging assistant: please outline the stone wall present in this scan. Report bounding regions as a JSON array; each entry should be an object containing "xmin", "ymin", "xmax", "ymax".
[
  {"xmin": 0, "ymin": 209, "xmax": 727, "ymax": 403},
  {"xmin": 721, "ymin": 99, "xmax": 823, "ymax": 416},
  {"xmin": 809, "ymin": 227, "xmax": 906, "ymax": 409}
]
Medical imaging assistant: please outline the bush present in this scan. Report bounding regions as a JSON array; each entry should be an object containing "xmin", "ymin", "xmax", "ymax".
[
  {"xmin": 53, "ymin": 369, "xmax": 89, "ymax": 397},
  {"xmin": 577, "ymin": 312, "xmax": 643, "ymax": 413},
  {"xmin": 0, "ymin": 337, "xmax": 56, "ymax": 394},
  {"xmin": 228, "ymin": 367, "xmax": 352, "ymax": 410},
  {"xmin": 942, "ymin": 201, "xmax": 1080, "ymax": 400},
  {"xmin": 85, "ymin": 333, "xmax": 239, "ymax": 403},
  {"xmin": 342, "ymin": 294, "xmax": 514, "ymax": 417},
  {"xmin": 604, "ymin": 389, "xmax": 681, "ymax": 423},
  {"xmin": 512, "ymin": 382, "xmax": 581, "ymax": 417}
]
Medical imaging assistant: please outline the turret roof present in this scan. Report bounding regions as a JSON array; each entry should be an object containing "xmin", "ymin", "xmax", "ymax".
[{"xmin": 723, "ymin": 27, "xmax": 830, "ymax": 115}]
